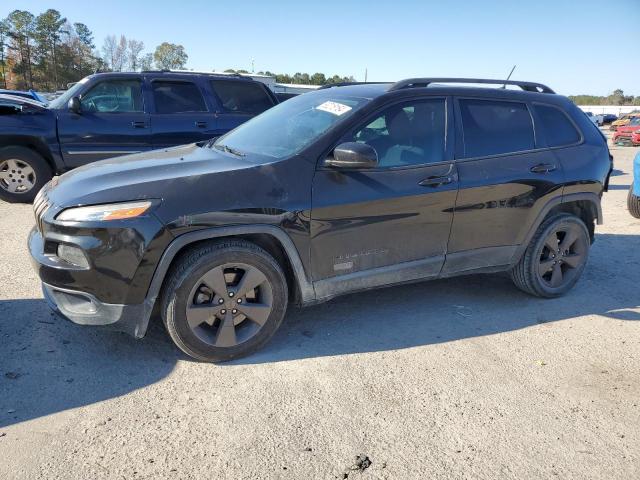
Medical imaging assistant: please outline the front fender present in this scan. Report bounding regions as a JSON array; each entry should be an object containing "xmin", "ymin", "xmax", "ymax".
[{"xmin": 144, "ymin": 224, "xmax": 316, "ymax": 311}]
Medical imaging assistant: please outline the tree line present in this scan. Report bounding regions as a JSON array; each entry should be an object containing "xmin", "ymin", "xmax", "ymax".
[
  {"xmin": 0, "ymin": 8, "xmax": 189, "ymax": 91},
  {"xmin": 569, "ymin": 89, "xmax": 640, "ymax": 106},
  {"xmin": 224, "ymin": 69, "xmax": 356, "ymax": 86}
]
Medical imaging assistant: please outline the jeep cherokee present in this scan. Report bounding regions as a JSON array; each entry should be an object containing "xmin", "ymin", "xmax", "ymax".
[{"xmin": 28, "ymin": 78, "xmax": 612, "ymax": 362}]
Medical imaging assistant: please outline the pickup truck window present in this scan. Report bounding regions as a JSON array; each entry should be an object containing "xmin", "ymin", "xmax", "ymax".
[
  {"xmin": 80, "ymin": 80, "xmax": 143, "ymax": 113},
  {"xmin": 152, "ymin": 81, "xmax": 207, "ymax": 114},
  {"xmin": 209, "ymin": 80, "xmax": 274, "ymax": 115}
]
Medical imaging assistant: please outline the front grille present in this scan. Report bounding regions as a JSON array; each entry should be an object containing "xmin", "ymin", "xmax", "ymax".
[{"xmin": 33, "ymin": 189, "xmax": 51, "ymax": 233}]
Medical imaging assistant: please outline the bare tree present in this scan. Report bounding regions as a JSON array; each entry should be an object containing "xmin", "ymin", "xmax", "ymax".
[
  {"xmin": 127, "ymin": 39, "xmax": 144, "ymax": 71},
  {"xmin": 101, "ymin": 34, "xmax": 127, "ymax": 71},
  {"xmin": 101, "ymin": 34, "xmax": 117, "ymax": 71}
]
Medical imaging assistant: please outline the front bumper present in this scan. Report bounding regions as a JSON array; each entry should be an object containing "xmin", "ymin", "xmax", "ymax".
[
  {"xmin": 28, "ymin": 189, "xmax": 173, "ymax": 337},
  {"xmin": 42, "ymin": 282, "xmax": 152, "ymax": 338}
]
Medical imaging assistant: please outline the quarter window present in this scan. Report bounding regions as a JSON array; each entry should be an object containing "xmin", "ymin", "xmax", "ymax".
[
  {"xmin": 152, "ymin": 81, "xmax": 207, "ymax": 114},
  {"xmin": 535, "ymin": 104, "xmax": 580, "ymax": 146},
  {"xmin": 351, "ymin": 99, "xmax": 446, "ymax": 168},
  {"xmin": 80, "ymin": 80, "xmax": 143, "ymax": 113},
  {"xmin": 459, "ymin": 99, "xmax": 535, "ymax": 157},
  {"xmin": 210, "ymin": 80, "xmax": 274, "ymax": 114}
]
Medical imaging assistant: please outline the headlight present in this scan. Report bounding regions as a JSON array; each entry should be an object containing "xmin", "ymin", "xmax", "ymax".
[{"xmin": 56, "ymin": 200, "xmax": 154, "ymax": 222}]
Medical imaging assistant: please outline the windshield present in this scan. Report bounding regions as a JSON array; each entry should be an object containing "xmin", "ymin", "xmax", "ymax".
[
  {"xmin": 629, "ymin": 117, "xmax": 640, "ymax": 126},
  {"xmin": 49, "ymin": 77, "xmax": 89, "ymax": 109},
  {"xmin": 211, "ymin": 91, "xmax": 370, "ymax": 160}
]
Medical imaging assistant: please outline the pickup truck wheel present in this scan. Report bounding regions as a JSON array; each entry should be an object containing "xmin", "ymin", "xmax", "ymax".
[
  {"xmin": 511, "ymin": 214, "xmax": 590, "ymax": 298},
  {"xmin": 0, "ymin": 146, "xmax": 52, "ymax": 203},
  {"xmin": 161, "ymin": 240, "xmax": 288, "ymax": 362},
  {"xmin": 628, "ymin": 188, "xmax": 640, "ymax": 219}
]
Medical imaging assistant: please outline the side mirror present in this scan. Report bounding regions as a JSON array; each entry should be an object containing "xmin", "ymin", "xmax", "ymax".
[
  {"xmin": 324, "ymin": 142, "xmax": 378, "ymax": 169},
  {"xmin": 68, "ymin": 96, "xmax": 81, "ymax": 114}
]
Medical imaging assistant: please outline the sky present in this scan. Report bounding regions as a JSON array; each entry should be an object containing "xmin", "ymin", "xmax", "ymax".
[{"xmin": 5, "ymin": 0, "xmax": 640, "ymax": 96}]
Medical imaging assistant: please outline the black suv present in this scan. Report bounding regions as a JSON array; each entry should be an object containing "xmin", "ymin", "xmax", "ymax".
[
  {"xmin": 28, "ymin": 78, "xmax": 612, "ymax": 362},
  {"xmin": 0, "ymin": 71, "xmax": 277, "ymax": 203}
]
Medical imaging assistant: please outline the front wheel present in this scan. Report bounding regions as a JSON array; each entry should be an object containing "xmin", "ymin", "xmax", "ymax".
[
  {"xmin": 511, "ymin": 214, "xmax": 590, "ymax": 298},
  {"xmin": 0, "ymin": 146, "xmax": 52, "ymax": 203},
  {"xmin": 161, "ymin": 240, "xmax": 288, "ymax": 362},
  {"xmin": 628, "ymin": 188, "xmax": 640, "ymax": 219}
]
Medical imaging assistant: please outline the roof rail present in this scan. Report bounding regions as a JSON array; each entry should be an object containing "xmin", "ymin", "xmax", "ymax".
[
  {"xmin": 140, "ymin": 69, "xmax": 244, "ymax": 77},
  {"xmin": 389, "ymin": 78, "xmax": 555, "ymax": 94},
  {"xmin": 317, "ymin": 81, "xmax": 390, "ymax": 90}
]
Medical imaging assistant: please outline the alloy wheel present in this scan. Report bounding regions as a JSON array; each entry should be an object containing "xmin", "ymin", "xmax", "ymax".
[
  {"xmin": 185, "ymin": 262, "xmax": 273, "ymax": 347},
  {"xmin": 537, "ymin": 223, "xmax": 588, "ymax": 288},
  {"xmin": 0, "ymin": 159, "xmax": 37, "ymax": 194}
]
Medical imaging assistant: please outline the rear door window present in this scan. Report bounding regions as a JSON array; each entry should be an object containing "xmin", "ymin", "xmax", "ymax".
[
  {"xmin": 210, "ymin": 80, "xmax": 275, "ymax": 114},
  {"xmin": 459, "ymin": 99, "xmax": 535, "ymax": 158},
  {"xmin": 534, "ymin": 104, "xmax": 581, "ymax": 147},
  {"xmin": 151, "ymin": 81, "xmax": 207, "ymax": 114}
]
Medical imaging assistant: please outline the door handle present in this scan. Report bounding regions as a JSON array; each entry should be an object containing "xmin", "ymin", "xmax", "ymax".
[
  {"xmin": 530, "ymin": 163, "xmax": 557, "ymax": 174},
  {"xmin": 195, "ymin": 121, "xmax": 208, "ymax": 128},
  {"xmin": 131, "ymin": 121, "xmax": 147, "ymax": 128},
  {"xmin": 419, "ymin": 175, "xmax": 454, "ymax": 187}
]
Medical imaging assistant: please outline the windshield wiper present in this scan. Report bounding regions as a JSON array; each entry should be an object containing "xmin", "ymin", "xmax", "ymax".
[{"xmin": 213, "ymin": 143, "xmax": 245, "ymax": 157}]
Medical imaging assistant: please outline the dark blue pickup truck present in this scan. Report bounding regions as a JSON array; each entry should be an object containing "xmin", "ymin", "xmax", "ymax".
[{"xmin": 0, "ymin": 71, "xmax": 278, "ymax": 202}]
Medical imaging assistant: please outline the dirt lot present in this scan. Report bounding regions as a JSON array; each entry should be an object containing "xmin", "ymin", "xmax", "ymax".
[{"xmin": 0, "ymin": 132, "xmax": 638, "ymax": 480}]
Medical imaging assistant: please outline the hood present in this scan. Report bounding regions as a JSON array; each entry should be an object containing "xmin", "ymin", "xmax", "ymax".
[
  {"xmin": 617, "ymin": 124, "xmax": 640, "ymax": 133},
  {"xmin": 0, "ymin": 94, "xmax": 48, "ymax": 111},
  {"xmin": 44, "ymin": 143, "xmax": 282, "ymax": 210}
]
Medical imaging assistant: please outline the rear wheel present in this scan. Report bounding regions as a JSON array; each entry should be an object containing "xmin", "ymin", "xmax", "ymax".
[
  {"xmin": 161, "ymin": 240, "xmax": 288, "ymax": 362},
  {"xmin": 0, "ymin": 146, "xmax": 52, "ymax": 203},
  {"xmin": 628, "ymin": 188, "xmax": 640, "ymax": 219},
  {"xmin": 511, "ymin": 214, "xmax": 590, "ymax": 298}
]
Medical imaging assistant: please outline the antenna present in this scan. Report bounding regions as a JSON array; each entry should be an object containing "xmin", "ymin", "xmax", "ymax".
[{"xmin": 502, "ymin": 65, "xmax": 516, "ymax": 89}]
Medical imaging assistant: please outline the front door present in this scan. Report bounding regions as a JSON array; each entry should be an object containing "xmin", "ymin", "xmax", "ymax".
[
  {"xmin": 310, "ymin": 98, "xmax": 457, "ymax": 292},
  {"xmin": 57, "ymin": 78, "xmax": 151, "ymax": 167}
]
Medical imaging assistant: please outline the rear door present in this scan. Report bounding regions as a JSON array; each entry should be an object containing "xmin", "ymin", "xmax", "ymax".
[
  {"xmin": 148, "ymin": 77, "xmax": 218, "ymax": 148},
  {"xmin": 443, "ymin": 97, "xmax": 564, "ymax": 274},
  {"xmin": 57, "ymin": 77, "xmax": 151, "ymax": 166},
  {"xmin": 209, "ymin": 79, "xmax": 277, "ymax": 135}
]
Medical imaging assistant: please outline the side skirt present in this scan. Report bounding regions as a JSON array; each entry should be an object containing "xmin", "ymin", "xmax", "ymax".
[{"xmin": 313, "ymin": 256, "xmax": 443, "ymax": 302}]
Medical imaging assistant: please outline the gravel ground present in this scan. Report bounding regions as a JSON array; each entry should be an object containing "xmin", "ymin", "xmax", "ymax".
[{"xmin": 0, "ymin": 131, "xmax": 638, "ymax": 480}]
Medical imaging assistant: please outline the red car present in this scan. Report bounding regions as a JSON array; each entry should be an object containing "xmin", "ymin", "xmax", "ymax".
[{"xmin": 613, "ymin": 117, "xmax": 640, "ymax": 146}]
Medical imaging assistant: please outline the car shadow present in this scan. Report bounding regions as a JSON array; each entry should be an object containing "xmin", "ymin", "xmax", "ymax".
[
  {"xmin": 230, "ymin": 232, "xmax": 640, "ymax": 365},
  {"xmin": 0, "ymin": 234, "xmax": 638, "ymax": 427},
  {"xmin": 0, "ymin": 302, "xmax": 179, "ymax": 428}
]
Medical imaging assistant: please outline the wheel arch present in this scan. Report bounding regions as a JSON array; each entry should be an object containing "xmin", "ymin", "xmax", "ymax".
[
  {"xmin": 146, "ymin": 226, "xmax": 315, "ymax": 317},
  {"xmin": 0, "ymin": 135, "xmax": 57, "ymax": 174},
  {"xmin": 513, "ymin": 192, "xmax": 602, "ymax": 265}
]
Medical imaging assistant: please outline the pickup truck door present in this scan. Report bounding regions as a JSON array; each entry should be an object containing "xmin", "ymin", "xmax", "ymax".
[
  {"xmin": 148, "ymin": 77, "xmax": 219, "ymax": 148},
  {"xmin": 57, "ymin": 78, "xmax": 152, "ymax": 167}
]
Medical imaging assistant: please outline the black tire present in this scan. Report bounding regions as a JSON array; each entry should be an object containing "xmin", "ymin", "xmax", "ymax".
[
  {"xmin": 161, "ymin": 239, "xmax": 288, "ymax": 362},
  {"xmin": 0, "ymin": 146, "xmax": 52, "ymax": 203},
  {"xmin": 628, "ymin": 188, "xmax": 640, "ymax": 219},
  {"xmin": 510, "ymin": 214, "xmax": 590, "ymax": 298}
]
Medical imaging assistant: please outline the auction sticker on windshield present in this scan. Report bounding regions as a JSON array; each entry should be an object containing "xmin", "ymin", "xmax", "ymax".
[{"xmin": 316, "ymin": 101, "xmax": 352, "ymax": 116}]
